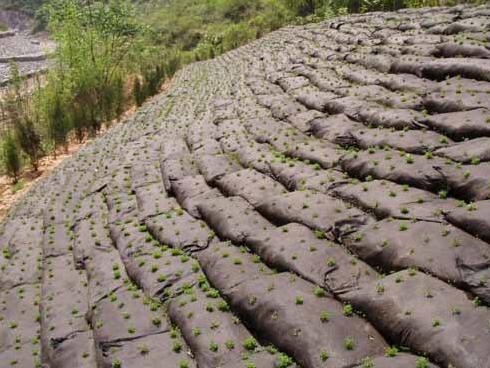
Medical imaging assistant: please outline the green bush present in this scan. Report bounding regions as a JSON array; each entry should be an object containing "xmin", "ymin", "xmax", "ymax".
[
  {"xmin": 2, "ymin": 133, "xmax": 22, "ymax": 183},
  {"xmin": 14, "ymin": 118, "xmax": 42, "ymax": 171}
]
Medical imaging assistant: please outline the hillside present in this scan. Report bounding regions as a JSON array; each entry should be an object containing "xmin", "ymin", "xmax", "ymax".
[
  {"xmin": 0, "ymin": 30, "xmax": 52, "ymax": 86},
  {"xmin": 1, "ymin": 4, "xmax": 490, "ymax": 368}
]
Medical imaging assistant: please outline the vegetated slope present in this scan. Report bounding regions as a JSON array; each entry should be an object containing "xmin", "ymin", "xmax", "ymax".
[{"xmin": 2, "ymin": 4, "xmax": 490, "ymax": 368}]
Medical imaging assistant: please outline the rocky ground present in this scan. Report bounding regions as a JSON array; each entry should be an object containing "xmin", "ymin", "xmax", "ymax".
[
  {"xmin": 1, "ymin": 4, "xmax": 490, "ymax": 368},
  {"xmin": 0, "ymin": 27, "xmax": 52, "ymax": 86}
]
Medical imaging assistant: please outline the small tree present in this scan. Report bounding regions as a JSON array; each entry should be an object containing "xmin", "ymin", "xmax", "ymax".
[
  {"xmin": 14, "ymin": 117, "xmax": 43, "ymax": 171},
  {"xmin": 2, "ymin": 133, "xmax": 22, "ymax": 183},
  {"xmin": 43, "ymin": 0, "xmax": 143, "ymax": 128}
]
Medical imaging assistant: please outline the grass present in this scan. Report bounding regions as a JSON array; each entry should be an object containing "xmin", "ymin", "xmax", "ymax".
[
  {"xmin": 320, "ymin": 310, "xmax": 330, "ymax": 322},
  {"xmin": 416, "ymin": 357, "xmax": 429, "ymax": 368},
  {"xmin": 320, "ymin": 350, "xmax": 329, "ymax": 361},
  {"xmin": 313, "ymin": 286, "xmax": 326, "ymax": 297},
  {"xmin": 342, "ymin": 304, "xmax": 353, "ymax": 316},
  {"xmin": 276, "ymin": 353, "xmax": 294, "ymax": 368},
  {"xmin": 243, "ymin": 337, "xmax": 258, "ymax": 351},
  {"xmin": 385, "ymin": 346, "xmax": 398, "ymax": 357},
  {"xmin": 361, "ymin": 357, "xmax": 375, "ymax": 367},
  {"xmin": 152, "ymin": 316, "xmax": 161, "ymax": 326},
  {"xmin": 0, "ymin": 22, "xmax": 7, "ymax": 32},
  {"xmin": 172, "ymin": 340, "xmax": 182, "ymax": 353},
  {"xmin": 344, "ymin": 337, "xmax": 355, "ymax": 350},
  {"xmin": 225, "ymin": 339, "xmax": 235, "ymax": 350},
  {"xmin": 209, "ymin": 341, "xmax": 219, "ymax": 352}
]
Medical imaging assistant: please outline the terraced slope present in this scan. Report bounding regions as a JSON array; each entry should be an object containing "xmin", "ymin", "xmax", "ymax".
[
  {"xmin": 1, "ymin": 4, "xmax": 490, "ymax": 368},
  {"xmin": 0, "ymin": 29, "xmax": 51, "ymax": 86}
]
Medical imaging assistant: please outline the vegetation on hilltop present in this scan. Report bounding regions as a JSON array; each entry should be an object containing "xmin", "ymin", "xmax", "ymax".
[{"xmin": 113, "ymin": 0, "xmax": 488, "ymax": 62}]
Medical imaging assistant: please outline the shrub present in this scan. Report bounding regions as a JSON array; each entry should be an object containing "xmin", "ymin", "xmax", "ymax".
[
  {"xmin": 2, "ymin": 133, "xmax": 22, "ymax": 183},
  {"xmin": 14, "ymin": 117, "xmax": 42, "ymax": 171}
]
